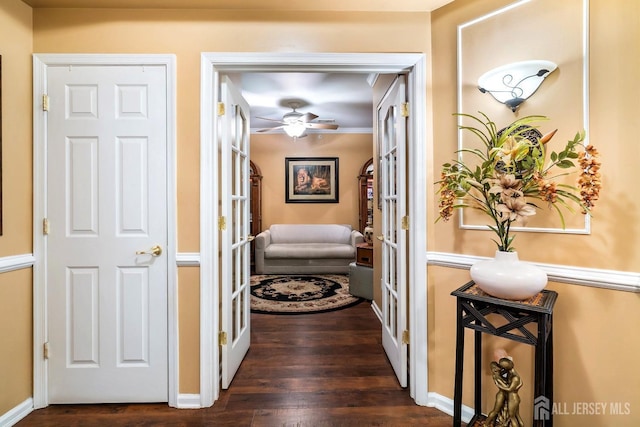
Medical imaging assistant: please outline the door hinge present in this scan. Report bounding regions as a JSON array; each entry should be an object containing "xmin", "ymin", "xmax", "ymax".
[
  {"xmin": 401, "ymin": 102, "xmax": 409, "ymax": 117},
  {"xmin": 401, "ymin": 215, "xmax": 409, "ymax": 230},
  {"xmin": 43, "ymin": 342, "xmax": 50, "ymax": 359},
  {"xmin": 218, "ymin": 216, "xmax": 226, "ymax": 231},
  {"xmin": 219, "ymin": 331, "xmax": 227, "ymax": 346},
  {"xmin": 43, "ymin": 218, "xmax": 50, "ymax": 235},
  {"xmin": 43, "ymin": 94, "xmax": 50, "ymax": 112},
  {"xmin": 217, "ymin": 102, "xmax": 225, "ymax": 116},
  {"xmin": 402, "ymin": 330, "xmax": 410, "ymax": 345}
]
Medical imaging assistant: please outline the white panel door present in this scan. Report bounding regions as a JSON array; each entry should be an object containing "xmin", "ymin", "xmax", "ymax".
[
  {"xmin": 220, "ymin": 76, "xmax": 252, "ymax": 388},
  {"xmin": 46, "ymin": 65, "xmax": 168, "ymax": 403},
  {"xmin": 377, "ymin": 75, "xmax": 408, "ymax": 387}
]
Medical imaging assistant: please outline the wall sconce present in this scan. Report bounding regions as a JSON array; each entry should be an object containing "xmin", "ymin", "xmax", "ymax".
[{"xmin": 478, "ymin": 60, "xmax": 557, "ymax": 112}]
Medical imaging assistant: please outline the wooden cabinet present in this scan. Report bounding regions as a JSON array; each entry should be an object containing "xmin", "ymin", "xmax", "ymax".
[
  {"xmin": 358, "ymin": 158, "xmax": 374, "ymax": 233},
  {"xmin": 356, "ymin": 243, "xmax": 373, "ymax": 268},
  {"xmin": 250, "ymin": 161, "xmax": 262, "ymax": 272}
]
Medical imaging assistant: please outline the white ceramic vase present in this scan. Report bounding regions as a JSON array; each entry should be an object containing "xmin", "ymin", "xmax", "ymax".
[{"xmin": 470, "ymin": 250, "xmax": 548, "ymax": 300}]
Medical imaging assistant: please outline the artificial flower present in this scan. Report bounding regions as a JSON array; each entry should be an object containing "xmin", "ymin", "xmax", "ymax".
[{"xmin": 436, "ymin": 112, "xmax": 602, "ymax": 252}]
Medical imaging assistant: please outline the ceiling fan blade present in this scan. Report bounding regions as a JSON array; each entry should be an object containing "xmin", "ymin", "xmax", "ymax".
[
  {"xmin": 305, "ymin": 123, "xmax": 339, "ymax": 130},
  {"xmin": 257, "ymin": 125, "xmax": 285, "ymax": 132},
  {"xmin": 256, "ymin": 116, "xmax": 285, "ymax": 124},
  {"xmin": 301, "ymin": 112, "xmax": 319, "ymax": 122}
]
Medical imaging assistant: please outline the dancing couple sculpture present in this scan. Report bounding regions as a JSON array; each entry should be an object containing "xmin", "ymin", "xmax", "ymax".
[{"xmin": 484, "ymin": 357, "xmax": 524, "ymax": 427}]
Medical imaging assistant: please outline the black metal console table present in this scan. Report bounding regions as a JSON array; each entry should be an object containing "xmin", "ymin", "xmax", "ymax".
[{"xmin": 451, "ymin": 281, "xmax": 558, "ymax": 427}]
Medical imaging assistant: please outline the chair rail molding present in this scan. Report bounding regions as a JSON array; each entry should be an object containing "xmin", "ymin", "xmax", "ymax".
[
  {"xmin": 176, "ymin": 252, "xmax": 200, "ymax": 267},
  {"xmin": 427, "ymin": 251, "xmax": 640, "ymax": 293},
  {"xmin": 0, "ymin": 253, "xmax": 35, "ymax": 273}
]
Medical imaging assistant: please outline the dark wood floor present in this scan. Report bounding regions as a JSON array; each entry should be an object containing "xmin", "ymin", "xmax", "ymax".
[{"xmin": 18, "ymin": 301, "xmax": 454, "ymax": 426}]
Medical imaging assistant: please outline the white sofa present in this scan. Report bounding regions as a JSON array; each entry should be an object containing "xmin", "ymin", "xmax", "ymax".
[{"xmin": 254, "ymin": 224, "xmax": 364, "ymax": 274}]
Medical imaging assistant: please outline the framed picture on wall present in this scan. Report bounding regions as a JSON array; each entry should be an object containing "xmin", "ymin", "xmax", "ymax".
[{"xmin": 285, "ymin": 157, "xmax": 339, "ymax": 203}]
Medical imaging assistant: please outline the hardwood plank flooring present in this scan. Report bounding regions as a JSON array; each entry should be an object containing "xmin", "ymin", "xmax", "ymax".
[{"xmin": 17, "ymin": 301, "xmax": 455, "ymax": 426}]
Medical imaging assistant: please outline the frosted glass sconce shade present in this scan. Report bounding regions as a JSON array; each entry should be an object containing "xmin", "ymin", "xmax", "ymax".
[{"xmin": 478, "ymin": 60, "xmax": 557, "ymax": 112}]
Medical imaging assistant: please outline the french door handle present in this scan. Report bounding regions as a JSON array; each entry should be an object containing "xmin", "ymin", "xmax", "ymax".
[
  {"xmin": 247, "ymin": 235, "xmax": 255, "ymax": 242},
  {"xmin": 376, "ymin": 235, "xmax": 384, "ymax": 241},
  {"xmin": 136, "ymin": 245, "xmax": 162, "ymax": 257}
]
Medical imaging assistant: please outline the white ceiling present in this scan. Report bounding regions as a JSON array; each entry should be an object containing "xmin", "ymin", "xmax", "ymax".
[{"xmin": 229, "ymin": 72, "xmax": 376, "ymax": 134}]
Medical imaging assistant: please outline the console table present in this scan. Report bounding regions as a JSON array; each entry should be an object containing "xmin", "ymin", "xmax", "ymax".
[{"xmin": 451, "ymin": 281, "xmax": 558, "ymax": 427}]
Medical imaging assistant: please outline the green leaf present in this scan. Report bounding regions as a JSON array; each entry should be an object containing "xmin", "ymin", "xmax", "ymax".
[{"xmin": 557, "ymin": 160, "xmax": 575, "ymax": 168}]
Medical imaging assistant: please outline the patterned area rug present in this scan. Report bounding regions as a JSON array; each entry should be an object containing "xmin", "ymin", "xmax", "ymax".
[{"xmin": 250, "ymin": 274, "xmax": 363, "ymax": 315}]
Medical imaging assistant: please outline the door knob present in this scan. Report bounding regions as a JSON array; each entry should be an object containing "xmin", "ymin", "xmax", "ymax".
[
  {"xmin": 247, "ymin": 235, "xmax": 255, "ymax": 242},
  {"xmin": 136, "ymin": 245, "xmax": 162, "ymax": 257},
  {"xmin": 376, "ymin": 235, "xmax": 384, "ymax": 241}
]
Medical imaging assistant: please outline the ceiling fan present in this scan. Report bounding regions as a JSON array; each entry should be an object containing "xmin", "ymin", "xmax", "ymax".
[{"xmin": 256, "ymin": 103, "xmax": 339, "ymax": 138}]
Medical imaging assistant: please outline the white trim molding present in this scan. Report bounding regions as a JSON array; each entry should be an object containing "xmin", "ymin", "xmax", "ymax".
[
  {"xmin": 0, "ymin": 398, "xmax": 33, "ymax": 427},
  {"xmin": 426, "ymin": 392, "xmax": 474, "ymax": 424},
  {"xmin": 200, "ymin": 51, "xmax": 428, "ymax": 408},
  {"xmin": 427, "ymin": 252, "xmax": 640, "ymax": 293},
  {"xmin": 0, "ymin": 254, "xmax": 35, "ymax": 273},
  {"xmin": 456, "ymin": 0, "xmax": 591, "ymax": 236},
  {"xmin": 176, "ymin": 252, "xmax": 201, "ymax": 267},
  {"xmin": 176, "ymin": 394, "xmax": 202, "ymax": 409}
]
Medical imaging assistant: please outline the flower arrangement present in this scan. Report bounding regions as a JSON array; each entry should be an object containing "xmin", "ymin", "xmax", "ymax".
[{"xmin": 437, "ymin": 112, "xmax": 601, "ymax": 252}]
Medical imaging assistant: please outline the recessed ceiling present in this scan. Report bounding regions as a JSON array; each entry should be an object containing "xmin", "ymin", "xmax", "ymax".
[{"xmin": 229, "ymin": 72, "xmax": 375, "ymax": 134}]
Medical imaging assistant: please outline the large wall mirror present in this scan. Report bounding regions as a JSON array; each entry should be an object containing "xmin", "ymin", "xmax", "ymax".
[{"xmin": 457, "ymin": 0, "xmax": 590, "ymax": 235}]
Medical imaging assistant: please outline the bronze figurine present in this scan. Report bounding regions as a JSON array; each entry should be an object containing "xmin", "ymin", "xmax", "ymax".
[{"xmin": 484, "ymin": 357, "xmax": 524, "ymax": 427}]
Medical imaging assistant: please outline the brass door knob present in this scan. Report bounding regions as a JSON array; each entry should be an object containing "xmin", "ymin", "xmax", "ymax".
[
  {"xmin": 376, "ymin": 235, "xmax": 384, "ymax": 241},
  {"xmin": 136, "ymin": 245, "xmax": 162, "ymax": 257}
]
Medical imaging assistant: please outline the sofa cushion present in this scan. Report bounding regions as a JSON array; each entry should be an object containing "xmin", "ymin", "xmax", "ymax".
[
  {"xmin": 269, "ymin": 224, "xmax": 353, "ymax": 245},
  {"xmin": 265, "ymin": 243, "xmax": 355, "ymax": 259}
]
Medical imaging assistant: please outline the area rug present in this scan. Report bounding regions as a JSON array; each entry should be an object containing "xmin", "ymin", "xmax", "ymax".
[{"xmin": 250, "ymin": 274, "xmax": 363, "ymax": 315}]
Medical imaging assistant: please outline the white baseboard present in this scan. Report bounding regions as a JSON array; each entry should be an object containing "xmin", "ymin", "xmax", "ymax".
[
  {"xmin": 0, "ymin": 397, "xmax": 34, "ymax": 427},
  {"xmin": 426, "ymin": 392, "xmax": 474, "ymax": 423},
  {"xmin": 176, "ymin": 393, "xmax": 201, "ymax": 409},
  {"xmin": 370, "ymin": 300, "xmax": 382, "ymax": 321}
]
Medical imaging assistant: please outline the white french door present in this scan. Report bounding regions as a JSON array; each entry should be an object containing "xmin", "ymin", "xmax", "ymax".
[
  {"xmin": 219, "ymin": 76, "xmax": 252, "ymax": 388},
  {"xmin": 45, "ymin": 64, "xmax": 169, "ymax": 403},
  {"xmin": 378, "ymin": 75, "xmax": 408, "ymax": 387}
]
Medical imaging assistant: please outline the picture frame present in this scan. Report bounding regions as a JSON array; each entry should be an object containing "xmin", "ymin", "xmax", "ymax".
[{"xmin": 285, "ymin": 157, "xmax": 339, "ymax": 203}]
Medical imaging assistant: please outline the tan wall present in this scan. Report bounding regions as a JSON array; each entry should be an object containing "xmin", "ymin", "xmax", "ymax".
[
  {"xmin": 251, "ymin": 133, "xmax": 372, "ymax": 230},
  {"xmin": 430, "ymin": 0, "xmax": 640, "ymax": 425},
  {"xmin": 6, "ymin": 1, "xmax": 637, "ymax": 424},
  {"xmin": 0, "ymin": 0, "xmax": 33, "ymax": 417},
  {"xmin": 31, "ymin": 8, "xmax": 431, "ymax": 254},
  {"xmin": 29, "ymin": 7, "xmax": 431, "ymax": 396},
  {"xmin": 0, "ymin": 269, "xmax": 33, "ymax": 416}
]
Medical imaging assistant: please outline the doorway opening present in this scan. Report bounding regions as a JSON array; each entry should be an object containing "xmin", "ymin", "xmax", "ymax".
[{"xmin": 200, "ymin": 52, "xmax": 428, "ymax": 408}]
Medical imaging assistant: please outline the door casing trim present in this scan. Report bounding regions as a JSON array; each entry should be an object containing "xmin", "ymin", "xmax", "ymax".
[
  {"xmin": 32, "ymin": 53, "xmax": 178, "ymax": 408},
  {"xmin": 200, "ymin": 52, "xmax": 429, "ymax": 407}
]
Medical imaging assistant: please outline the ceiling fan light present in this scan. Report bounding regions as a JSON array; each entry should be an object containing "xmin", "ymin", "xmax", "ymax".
[{"xmin": 284, "ymin": 122, "xmax": 306, "ymax": 138}]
